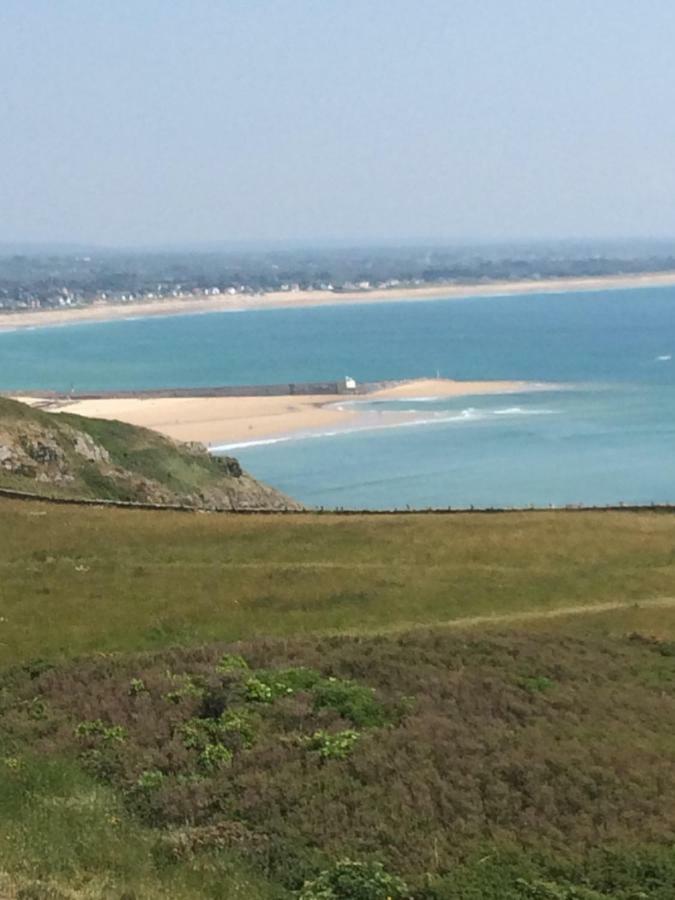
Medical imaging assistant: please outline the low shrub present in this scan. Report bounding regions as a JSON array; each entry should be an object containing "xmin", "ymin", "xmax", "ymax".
[
  {"xmin": 163, "ymin": 673, "xmax": 203, "ymax": 704},
  {"xmin": 136, "ymin": 769, "xmax": 165, "ymax": 791},
  {"xmin": 182, "ymin": 710, "xmax": 257, "ymax": 748},
  {"xmin": 245, "ymin": 677, "xmax": 278, "ymax": 704},
  {"xmin": 299, "ymin": 859, "xmax": 410, "ymax": 900},
  {"xmin": 519, "ymin": 675, "xmax": 555, "ymax": 694},
  {"xmin": 128, "ymin": 677, "xmax": 147, "ymax": 696},
  {"xmin": 302, "ymin": 730, "xmax": 360, "ymax": 760},
  {"xmin": 74, "ymin": 719, "xmax": 127, "ymax": 744},
  {"xmin": 515, "ymin": 879, "xmax": 611, "ymax": 899},
  {"xmin": 246, "ymin": 668, "xmax": 322, "ymax": 704},
  {"xmin": 219, "ymin": 709, "xmax": 258, "ymax": 747},
  {"xmin": 311, "ymin": 678, "xmax": 388, "ymax": 727},
  {"xmin": 198, "ymin": 742, "xmax": 233, "ymax": 772},
  {"xmin": 216, "ymin": 653, "xmax": 250, "ymax": 674}
]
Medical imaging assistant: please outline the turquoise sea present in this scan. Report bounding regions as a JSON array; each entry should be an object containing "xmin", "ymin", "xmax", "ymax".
[{"xmin": 2, "ymin": 286, "xmax": 675, "ymax": 509}]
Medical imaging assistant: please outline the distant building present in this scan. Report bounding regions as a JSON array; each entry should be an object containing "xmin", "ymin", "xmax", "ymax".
[{"xmin": 344, "ymin": 376, "xmax": 357, "ymax": 391}]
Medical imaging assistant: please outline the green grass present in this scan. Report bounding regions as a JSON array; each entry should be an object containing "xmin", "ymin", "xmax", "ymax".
[
  {"xmin": 3, "ymin": 499, "xmax": 675, "ymax": 897},
  {"xmin": 3, "ymin": 500, "xmax": 675, "ymax": 666},
  {"xmin": 0, "ymin": 755, "xmax": 278, "ymax": 898}
]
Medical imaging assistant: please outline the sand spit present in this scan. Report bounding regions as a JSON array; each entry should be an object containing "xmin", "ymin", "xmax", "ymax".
[{"xmin": 19, "ymin": 378, "xmax": 553, "ymax": 446}]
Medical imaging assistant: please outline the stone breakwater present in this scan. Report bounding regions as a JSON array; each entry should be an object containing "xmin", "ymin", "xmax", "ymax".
[{"xmin": 3, "ymin": 380, "xmax": 381, "ymax": 401}]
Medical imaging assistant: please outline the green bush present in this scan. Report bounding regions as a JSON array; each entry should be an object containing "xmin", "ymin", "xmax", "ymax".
[
  {"xmin": 299, "ymin": 859, "xmax": 410, "ymax": 900},
  {"xmin": 219, "ymin": 709, "xmax": 257, "ymax": 747},
  {"xmin": 179, "ymin": 718, "xmax": 209, "ymax": 750},
  {"xmin": 163, "ymin": 673, "xmax": 203, "ymax": 704},
  {"xmin": 311, "ymin": 678, "xmax": 388, "ymax": 727},
  {"xmin": 302, "ymin": 730, "xmax": 360, "ymax": 760},
  {"xmin": 269, "ymin": 667, "xmax": 322, "ymax": 692},
  {"xmin": 198, "ymin": 742, "xmax": 233, "ymax": 772},
  {"xmin": 179, "ymin": 717, "xmax": 239, "ymax": 772},
  {"xmin": 246, "ymin": 668, "xmax": 322, "ymax": 703},
  {"xmin": 245, "ymin": 677, "xmax": 278, "ymax": 703},
  {"xmin": 74, "ymin": 720, "xmax": 127, "ymax": 744},
  {"xmin": 216, "ymin": 653, "xmax": 250, "ymax": 674},
  {"xmin": 136, "ymin": 769, "xmax": 165, "ymax": 791},
  {"xmin": 128, "ymin": 677, "xmax": 148, "ymax": 696},
  {"xmin": 519, "ymin": 675, "xmax": 555, "ymax": 694}
]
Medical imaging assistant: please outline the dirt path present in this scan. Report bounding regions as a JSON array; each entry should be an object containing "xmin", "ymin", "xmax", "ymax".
[
  {"xmin": 360, "ymin": 595, "xmax": 675, "ymax": 637},
  {"xmin": 442, "ymin": 595, "xmax": 675, "ymax": 628}
]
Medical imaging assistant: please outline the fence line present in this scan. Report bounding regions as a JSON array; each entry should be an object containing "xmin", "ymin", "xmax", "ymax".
[{"xmin": 1, "ymin": 486, "xmax": 675, "ymax": 516}]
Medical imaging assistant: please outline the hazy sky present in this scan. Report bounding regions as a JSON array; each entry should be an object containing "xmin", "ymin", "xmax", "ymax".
[{"xmin": 3, "ymin": 1, "xmax": 675, "ymax": 246}]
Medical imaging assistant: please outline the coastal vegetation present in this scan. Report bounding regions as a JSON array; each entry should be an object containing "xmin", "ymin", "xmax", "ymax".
[
  {"xmin": 1, "ymin": 498, "xmax": 675, "ymax": 896},
  {"xmin": 3, "ymin": 499, "xmax": 675, "ymax": 664},
  {"xmin": 0, "ymin": 397, "xmax": 299, "ymax": 511}
]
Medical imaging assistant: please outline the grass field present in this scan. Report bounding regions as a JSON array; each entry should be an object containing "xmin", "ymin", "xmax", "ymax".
[
  {"xmin": 2, "ymin": 499, "xmax": 675, "ymax": 899},
  {"xmin": 3, "ymin": 499, "xmax": 675, "ymax": 666}
]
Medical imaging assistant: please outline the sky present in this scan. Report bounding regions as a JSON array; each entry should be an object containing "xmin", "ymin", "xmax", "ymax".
[{"xmin": 2, "ymin": 1, "xmax": 675, "ymax": 247}]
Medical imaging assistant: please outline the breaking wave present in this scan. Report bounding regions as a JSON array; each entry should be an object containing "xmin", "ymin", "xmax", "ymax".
[{"xmin": 212, "ymin": 405, "xmax": 557, "ymax": 452}]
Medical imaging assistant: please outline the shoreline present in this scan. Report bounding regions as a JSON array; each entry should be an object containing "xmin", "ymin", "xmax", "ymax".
[
  {"xmin": 2, "ymin": 270, "xmax": 675, "ymax": 332},
  {"xmin": 19, "ymin": 378, "xmax": 546, "ymax": 447}
]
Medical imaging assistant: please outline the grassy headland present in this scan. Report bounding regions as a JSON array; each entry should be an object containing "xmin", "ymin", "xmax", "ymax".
[
  {"xmin": 0, "ymin": 396, "xmax": 299, "ymax": 510},
  {"xmin": 2, "ymin": 500, "xmax": 675, "ymax": 898}
]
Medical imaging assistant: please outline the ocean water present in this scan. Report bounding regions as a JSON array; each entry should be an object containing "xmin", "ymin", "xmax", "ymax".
[{"xmin": 2, "ymin": 286, "xmax": 675, "ymax": 508}]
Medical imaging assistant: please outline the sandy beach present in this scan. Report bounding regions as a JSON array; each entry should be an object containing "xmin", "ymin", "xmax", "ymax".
[
  {"xmin": 21, "ymin": 378, "xmax": 543, "ymax": 447},
  {"xmin": 2, "ymin": 270, "xmax": 675, "ymax": 332}
]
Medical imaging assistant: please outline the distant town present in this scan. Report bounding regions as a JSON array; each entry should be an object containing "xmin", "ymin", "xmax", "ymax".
[{"xmin": 1, "ymin": 240, "xmax": 674, "ymax": 312}]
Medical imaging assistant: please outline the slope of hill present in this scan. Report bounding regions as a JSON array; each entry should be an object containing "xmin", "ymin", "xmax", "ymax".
[
  {"xmin": 1, "ymin": 500, "xmax": 675, "ymax": 897},
  {"xmin": 0, "ymin": 397, "xmax": 301, "ymax": 510},
  {"xmin": 2, "ymin": 627, "xmax": 675, "ymax": 899}
]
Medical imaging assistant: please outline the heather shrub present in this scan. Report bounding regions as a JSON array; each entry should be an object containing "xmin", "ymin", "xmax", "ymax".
[
  {"xmin": 199, "ymin": 680, "xmax": 246, "ymax": 719},
  {"xmin": 24, "ymin": 697, "xmax": 49, "ymax": 720},
  {"xmin": 79, "ymin": 747, "xmax": 125, "ymax": 784},
  {"xmin": 515, "ymin": 882, "xmax": 609, "ymax": 899},
  {"xmin": 163, "ymin": 673, "xmax": 203, "ymax": 704},
  {"xmin": 3, "ymin": 630, "xmax": 675, "ymax": 896}
]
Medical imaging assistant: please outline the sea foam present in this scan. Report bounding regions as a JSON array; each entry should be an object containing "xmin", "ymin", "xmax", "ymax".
[{"xmin": 212, "ymin": 404, "xmax": 556, "ymax": 453}]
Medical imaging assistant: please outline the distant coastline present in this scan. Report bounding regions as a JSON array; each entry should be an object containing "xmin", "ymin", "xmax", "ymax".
[{"xmin": 2, "ymin": 270, "xmax": 675, "ymax": 332}]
